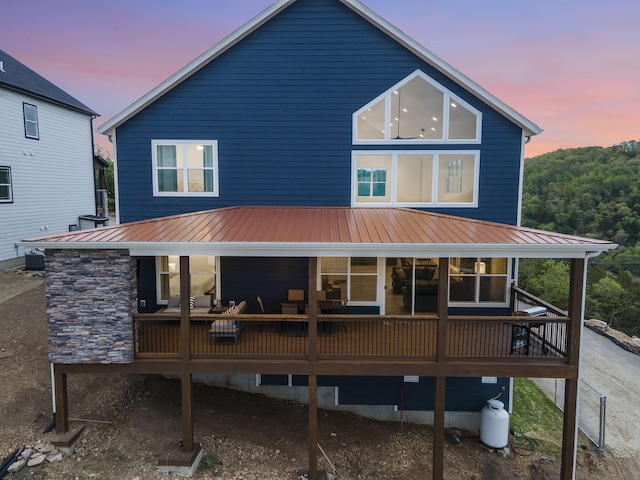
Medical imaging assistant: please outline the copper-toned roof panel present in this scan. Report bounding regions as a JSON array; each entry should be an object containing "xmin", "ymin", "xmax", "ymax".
[{"xmin": 22, "ymin": 207, "xmax": 614, "ymax": 256}]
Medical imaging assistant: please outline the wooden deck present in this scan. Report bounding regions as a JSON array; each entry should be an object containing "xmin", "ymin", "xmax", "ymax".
[{"xmin": 135, "ymin": 314, "xmax": 567, "ymax": 363}]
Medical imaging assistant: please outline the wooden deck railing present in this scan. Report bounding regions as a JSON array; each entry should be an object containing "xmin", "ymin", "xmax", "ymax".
[{"xmin": 133, "ymin": 286, "xmax": 571, "ymax": 362}]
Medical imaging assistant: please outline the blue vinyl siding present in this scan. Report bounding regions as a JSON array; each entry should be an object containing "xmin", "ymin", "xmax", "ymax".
[
  {"xmin": 220, "ymin": 257, "xmax": 309, "ymax": 314},
  {"xmin": 116, "ymin": 0, "xmax": 523, "ymax": 226}
]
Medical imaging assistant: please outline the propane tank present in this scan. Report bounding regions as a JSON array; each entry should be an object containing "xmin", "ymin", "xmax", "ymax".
[{"xmin": 480, "ymin": 399, "xmax": 510, "ymax": 449}]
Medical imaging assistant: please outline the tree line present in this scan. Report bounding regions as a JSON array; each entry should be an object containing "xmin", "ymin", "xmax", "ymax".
[{"xmin": 519, "ymin": 140, "xmax": 640, "ymax": 336}]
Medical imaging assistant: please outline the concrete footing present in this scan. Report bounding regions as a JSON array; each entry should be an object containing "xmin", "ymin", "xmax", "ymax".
[
  {"xmin": 158, "ymin": 443, "xmax": 203, "ymax": 477},
  {"xmin": 47, "ymin": 425, "xmax": 85, "ymax": 455}
]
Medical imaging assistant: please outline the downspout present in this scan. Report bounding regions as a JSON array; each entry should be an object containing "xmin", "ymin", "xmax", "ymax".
[{"xmin": 89, "ymin": 115, "xmax": 99, "ymax": 216}]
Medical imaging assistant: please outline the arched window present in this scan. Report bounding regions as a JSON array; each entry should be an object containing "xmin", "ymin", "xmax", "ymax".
[{"xmin": 354, "ymin": 71, "xmax": 481, "ymax": 143}]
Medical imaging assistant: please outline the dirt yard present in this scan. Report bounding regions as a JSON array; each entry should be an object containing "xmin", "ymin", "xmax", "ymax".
[{"xmin": 0, "ymin": 269, "xmax": 636, "ymax": 479}]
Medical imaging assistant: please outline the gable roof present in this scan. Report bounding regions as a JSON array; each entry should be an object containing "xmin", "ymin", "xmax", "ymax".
[
  {"xmin": 0, "ymin": 49, "xmax": 97, "ymax": 116},
  {"xmin": 97, "ymin": 0, "xmax": 542, "ymax": 137},
  {"xmin": 22, "ymin": 206, "xmax": 613, "ymax": 258}
]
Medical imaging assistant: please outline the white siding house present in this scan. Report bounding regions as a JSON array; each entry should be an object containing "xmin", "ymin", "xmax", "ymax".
[{"xmin": 0, "ymin": 49, "xmax": 97, "ymax": 267}]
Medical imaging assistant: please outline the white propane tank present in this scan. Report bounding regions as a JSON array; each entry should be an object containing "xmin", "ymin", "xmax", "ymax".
[{"xmin": 480, "ymin": 399, "xmax": 510, "ymax": 449}]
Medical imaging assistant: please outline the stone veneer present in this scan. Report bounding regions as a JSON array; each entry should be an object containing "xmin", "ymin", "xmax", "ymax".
[{"xmin": 45, "ymin": 249, "xmax": 137, "ymax": 364}]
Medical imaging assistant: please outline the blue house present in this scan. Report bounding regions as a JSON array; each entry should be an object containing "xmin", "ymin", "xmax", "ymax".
[
  {"xmin": 24, "ymin": 1, "xmax": 614, "ymax": 478},
  {"xmin": 99, "ymin": 0, "xmax": 540, "ymax": 414}
]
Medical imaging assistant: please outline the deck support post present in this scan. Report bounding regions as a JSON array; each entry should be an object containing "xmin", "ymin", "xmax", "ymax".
[
  {"xmin": 433, "ymin": 376, "xmax": 446, "ymax": 480},
  {"xmin": 156, "ymin": 257, "xmax": 202, "ymax": 475},
  {"xmin": 53, "ymin": 364, "xmax": 69, "ymax": 434},
  {"xmin": 431, "ymin": 258, "xmax": 450, "ymax": 480},
  {"xmin": 308, "ymin": 373, "xmax": 318, "ymax": 480},
  {"xmin": 307, "ymin": 257, "xmax": 319, "ymax": 480},
  {"xmin": 560, "ymin": 258, "xmax": 586, "ymax": 480},
  {"xmin": 181, "ymin": 373, "xmax": 195, "ymax": 452},
  {"xmin": 179, "ymin": 256, "xmax": 191, "ymax": 362}
]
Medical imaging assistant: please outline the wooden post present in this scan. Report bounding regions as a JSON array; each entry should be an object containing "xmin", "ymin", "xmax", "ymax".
[
  {"xmin": 432, "ymin": 258, "xmax": 449, "ymax": 479},
  {"xmin": 307, "ymin": 257, "xmax": 318, "ymax": 480},
  {"xmin": 433, "ymin": 376, "xmax": 446, "ymax": 480},
  {"xmin": 308, "ymin": 257, "xmax": 318, "ymax": 363},
  {"xmin": 181, "ymin": 373, "xmax": 194, "ymax": 452},
  {"xmin": 308, "ymin": 373, "xmax": 318, "ymax": 480},
  {"xmin": 437, "ymin": 258, "xmax": 449, "ymax": 362},
  {"xmin": 54, "ymin": 364, "xmax": 69, "ymax": 434},
  {"xmin": 178, "ymin": 257, "xmax": 195, "ymax": 453},
  {"xmin": 179, "ymin": 256, "xmax": 191, "ymax": 362},
  {"xmin": 561, "ymin": 258, "xmax": 586, "ymax": 480}
]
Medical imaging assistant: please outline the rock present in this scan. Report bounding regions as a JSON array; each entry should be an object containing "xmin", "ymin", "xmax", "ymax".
[
  {"xmin": 47, "ymin": 452, "xmax": 64, "ymax": 463},
  {"xmin": 27, "ymin": 453, "xmax": 47, "ymax": 467},
  {"xmin": 585, "ymin": 319, "xmax": 608, "ymax": 331},
  {"xmin": 8, "ymin": 459, "xmax": 26, "ymax": 473},
  {"xmin": 625, "ymin": 337, "xmax": 640, "ymax": 354},
  {"xmin": 20, "ymin": 448, "xmax": 34, "ymax": 460}
]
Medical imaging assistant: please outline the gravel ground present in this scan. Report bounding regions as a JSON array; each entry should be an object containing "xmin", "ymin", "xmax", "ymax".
[
  {"xmin": 0, "ymin": 269, "xmax": 637, "ymax": 479},
  {"xmin": 534, "ymin": 327, "xmax": 640, "ymax": 462}
]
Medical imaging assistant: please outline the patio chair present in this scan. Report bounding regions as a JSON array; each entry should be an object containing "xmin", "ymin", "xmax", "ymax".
[{"xmin": 209, "ymin": 301, "xmax": 247, "ymax": 344}]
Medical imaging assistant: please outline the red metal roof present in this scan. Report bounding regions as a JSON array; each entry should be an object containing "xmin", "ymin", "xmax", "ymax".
[{"xmin": 22, "ymin": 207, "xmax": 615, "ymax": 258}]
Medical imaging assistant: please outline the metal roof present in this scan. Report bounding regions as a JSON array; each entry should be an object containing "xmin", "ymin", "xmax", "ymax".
[
  {"xmin": 97, "ymin": 0, "xmax": 541, "ymax": 137},
  {"xmin": 0, "ymin": 48, "xmax": 97, "ymax": 116},
  {"xmin": 22, "ymin": 207, "xmax": 614, "ymax": 259}
]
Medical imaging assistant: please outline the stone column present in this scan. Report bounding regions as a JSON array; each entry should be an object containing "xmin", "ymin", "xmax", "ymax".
[{"xmin": 45, "ymin": 249, "xmax": 137, "ymax": 364}]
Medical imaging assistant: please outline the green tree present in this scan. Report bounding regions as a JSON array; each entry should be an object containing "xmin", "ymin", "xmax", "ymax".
[
  {"xmin": 586, "ymin": 274, "xmax": 628, "ymax": 328},
  {"xmin": 518, "ymin": 259, "xmax": 569, "ymax": 311}
]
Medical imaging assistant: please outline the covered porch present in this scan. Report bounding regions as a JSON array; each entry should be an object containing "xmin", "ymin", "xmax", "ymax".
[{"xmin": 23, "ymin": 206, "xmax": 615, "ymax": 480}]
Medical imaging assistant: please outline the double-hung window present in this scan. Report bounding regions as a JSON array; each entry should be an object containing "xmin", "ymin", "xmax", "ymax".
[
  {"xmin": 23, "ymin": 103, "xmax": 39, "ymax": 139},
  {"xmin": 152, "ymin": 140, "xmax": 219, "ymax": 196},
  {"xmin": 0, "ymin": 167, "xmax": 12, "ymax": 203}
]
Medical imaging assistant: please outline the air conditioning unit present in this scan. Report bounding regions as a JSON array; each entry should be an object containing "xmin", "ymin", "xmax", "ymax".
[{"xmin": 25, "ymin": 252, "xmax": 45, "ymax": 270}]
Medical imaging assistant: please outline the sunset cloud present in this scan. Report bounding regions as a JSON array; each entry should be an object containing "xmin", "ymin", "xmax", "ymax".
[{"xmin": 2, "ymin": 0, "xmax": 638, "ymax": 159}]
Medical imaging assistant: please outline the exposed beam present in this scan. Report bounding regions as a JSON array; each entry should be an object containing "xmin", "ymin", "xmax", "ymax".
[{"xmin": 56, "ymin": 358, "xmax": 577, "ymax": 378}]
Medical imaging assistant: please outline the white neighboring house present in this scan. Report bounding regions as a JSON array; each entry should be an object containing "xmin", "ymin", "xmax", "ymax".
[{"xmin": 0, "ymin": 49, "xmax": 98, "ymax": 268}]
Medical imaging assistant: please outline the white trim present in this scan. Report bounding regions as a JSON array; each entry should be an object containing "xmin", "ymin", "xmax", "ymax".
[
  {"xmin": 111, "ymin": 130, "xmax": 121, "ymax": 225},
  {"xmin": 448, "ymin": 257, "xmax": 511, "ymax": 308},
  {"xmin": 0, "ymin": 166, "xmax": 13, "ymax": 203},
  {"xmin": 352, "ymin": 150, "xmax": 480, "ymax": 208},
  {"xmin": 151, "ymin": 140, "xmax": 219, "ymax": 197},
  {"xmin": 352, "ymin": 70, "xmax": 482, "ymax": 145},
  {"xmin": 517, "ymin": 131, "xmax": 527, "ymax": 227},
  {"xmin": 96, "ymin": 0, "xmax": 542, "ymax": 138},
  {"xmin": 19, "ymin": 240, "xmax": 615, "ymax": 259}
]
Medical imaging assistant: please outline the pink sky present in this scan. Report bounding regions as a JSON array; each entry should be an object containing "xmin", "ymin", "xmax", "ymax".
[{"xmin": 2, "ymin": 0, "xmax": 638, "ymax": 158}]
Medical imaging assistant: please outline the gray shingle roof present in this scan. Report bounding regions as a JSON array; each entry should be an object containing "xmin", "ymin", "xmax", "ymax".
[{"xmin": 0, "ymin": 48, "xmax": 97, "ymax": 116}]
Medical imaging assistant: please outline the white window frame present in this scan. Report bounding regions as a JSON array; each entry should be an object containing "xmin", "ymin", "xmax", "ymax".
[
  {"xmin": 151, "ymin": 140, "xmax": 219, "ymax": 197},
  {"xmin": 352, "ymin": 70, "xmax": 482, "ymax": 145},
  {"xmin": 448, "ymin": 257, "xmax": 511, "ymax": 308},
  {"xmin": 155, "ymin": 256, "xmax": 220, "ymax": 304},
  {"xmin": 318, "ymin": 257, "xmax": 384, "ymax": 306},
  {"xmin": 23, "ymin": 103, "xmax": 39, "ymax": 140},
  {"xmin": 351, "ymin": 150, "xmax": 480, "ymax": 208},
  {"xmin": 0, "ymin": 166, "xmax": 13, "ymax": 203}
]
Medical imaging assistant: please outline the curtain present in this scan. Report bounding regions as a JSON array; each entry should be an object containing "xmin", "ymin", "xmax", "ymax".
[
  {"xmin": 203, "ymin": 145, "xmax": 214, "ymax": 192},
  {"xmin": 157, "ymin": 145, "xmax": 178, "ymax": 191}
]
